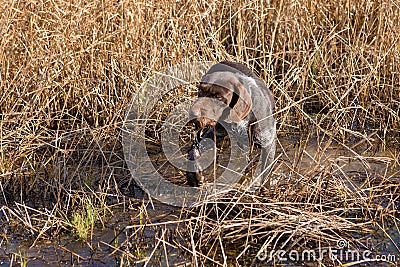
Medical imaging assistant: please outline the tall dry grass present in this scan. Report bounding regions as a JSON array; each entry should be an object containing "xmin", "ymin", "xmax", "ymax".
[
  {"xmin": 0, "ymin": 0, "xmax": 399, "ymax": 199},
  {"xmin": 0, "ymin": 0, "xmax": 399, "ymax": 265}
]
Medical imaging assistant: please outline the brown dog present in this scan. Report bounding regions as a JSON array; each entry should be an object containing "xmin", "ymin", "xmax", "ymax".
[{"xmin": 187, "ymin": 61, "xmax": 276, "ymax": 190}]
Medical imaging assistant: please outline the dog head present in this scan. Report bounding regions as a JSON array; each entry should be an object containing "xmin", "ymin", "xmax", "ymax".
[{"xmin": 189, "ymin": 71, "xmax": 252, "ymax": 129}]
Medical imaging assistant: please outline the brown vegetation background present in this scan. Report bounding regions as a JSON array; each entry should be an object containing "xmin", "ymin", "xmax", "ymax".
[
  {"xmin": 0, "ymin": 0, "xmax": 399, "ymax": 265},
  {"xmin": 0, "ymin": 0, "xmax": 399, "ymax": 201}
]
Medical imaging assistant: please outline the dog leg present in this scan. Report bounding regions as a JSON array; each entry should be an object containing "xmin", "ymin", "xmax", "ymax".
[
  {"xmin": 186, "ymin": 129, "xmax": 207, "ymax": 186},
  {"xmin": 186, "ymin": 127, "xmax": 226, "ymax": 186},
  {"xmin": 249, "ymin": 140, "xmax": 276, "ymax": 191},
  {"xmin": 187, "ymin": 143, "xmax": 203, "ymax": 186}
]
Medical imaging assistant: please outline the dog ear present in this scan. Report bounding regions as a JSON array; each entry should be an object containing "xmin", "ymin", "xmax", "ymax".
[{"xmin": 228, "ymin": 81, "xmax": 252, "ymax": 122}]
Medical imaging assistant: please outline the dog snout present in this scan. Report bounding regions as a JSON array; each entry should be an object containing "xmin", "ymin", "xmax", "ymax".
[
  {"xmin": 189, "ymin": 110, "xmax": 216, "ymax": 129},
  {"xmin": 189, "ymin": 108, "xmax": 201, "ymax": 120},
  {"xmin": 189, "ymin": 108, "xmax": 204, "ymax": 128}
]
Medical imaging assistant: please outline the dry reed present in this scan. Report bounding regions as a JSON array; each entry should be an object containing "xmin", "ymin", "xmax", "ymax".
[{"xmin": 0, "ymin": 0, "xmax": 399, "ymax": 265}]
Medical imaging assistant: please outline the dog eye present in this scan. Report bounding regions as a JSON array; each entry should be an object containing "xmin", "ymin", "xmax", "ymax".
[
  {"xmin": 198, "ymin": 89, "xmax": 206, "ymax": 96},
  {"xmin": 215, "ymin": 94, "xmax": 224, "ymax": 100}
]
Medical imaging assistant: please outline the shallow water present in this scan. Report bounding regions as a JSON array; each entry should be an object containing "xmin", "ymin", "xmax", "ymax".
[
  {"xmin": 0, "ymin": 201, "xmax": 190, "ymax": 266},
  {"xmin": 1, "ymin": 137, "xmax": 399, "ymax": 266}
]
